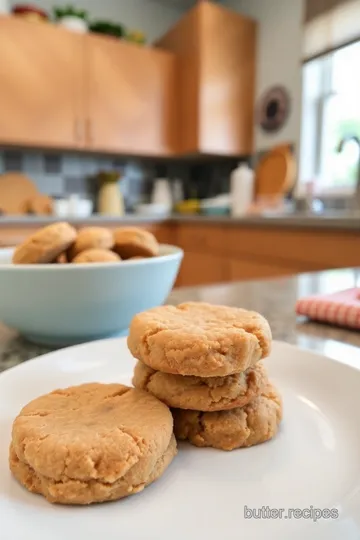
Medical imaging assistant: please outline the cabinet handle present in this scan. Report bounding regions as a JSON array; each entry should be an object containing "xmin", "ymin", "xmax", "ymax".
[
  {"xmin": 74, "ymin": 119, "xmax": 82, "ymax": 143},
  {"xmin": 86, "ymin": 118, "xmax": 93, "ymax": 145}
]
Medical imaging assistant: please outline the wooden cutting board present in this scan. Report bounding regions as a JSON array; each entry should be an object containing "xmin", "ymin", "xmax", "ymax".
[
  {"xmin": 26, "ymin": 194, "xmax": 53, "ymax": 215},
  {"xmin": 255, "ymin": 144, "xmax": 296, "ymax": 197},
  {"xmin": 0, "ymin": 172, "xmax": 38, "ymax": 214}
]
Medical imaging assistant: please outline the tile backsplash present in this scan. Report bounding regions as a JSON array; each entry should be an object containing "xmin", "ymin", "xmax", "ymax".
[
  {"xmin": 0, "ymin": 148, "xmax": 241, "ymax": 210},
  {"xmin": 0, "ymin": 149, "xmax": 157, "ymax": 210}
]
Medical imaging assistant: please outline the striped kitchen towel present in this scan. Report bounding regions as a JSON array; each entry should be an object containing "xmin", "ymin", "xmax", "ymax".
[{"xmin": 296, "ymin": 288, "xmax": 360, "ymax": 329}]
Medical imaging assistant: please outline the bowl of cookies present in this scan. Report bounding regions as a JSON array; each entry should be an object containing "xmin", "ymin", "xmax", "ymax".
[{"xmin": 0, "ymin": 222, "xmax": 183, "ymax": 346}]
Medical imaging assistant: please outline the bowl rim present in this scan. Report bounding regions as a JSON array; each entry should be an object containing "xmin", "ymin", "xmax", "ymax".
[{"xmin": 0, "ymin": 244, "xmax": 183, "ymax": 270}]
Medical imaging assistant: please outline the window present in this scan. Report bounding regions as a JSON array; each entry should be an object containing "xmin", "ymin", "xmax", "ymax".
[{"xmin": 300, "ymin": 41, "xmax": 360, "ymax": 195}]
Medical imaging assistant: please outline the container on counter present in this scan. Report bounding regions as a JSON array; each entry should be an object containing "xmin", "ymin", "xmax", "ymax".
[
  {"xmin": 230, "ymin": 163, "xmax": 254, "ymax": 217},
  {"xmin": 151, "ymin": 178, "xmax": 173, "ymax": 212},
  {"xmin": 97, "ymin": 171, "xmax": 124, "ymax": 216}
]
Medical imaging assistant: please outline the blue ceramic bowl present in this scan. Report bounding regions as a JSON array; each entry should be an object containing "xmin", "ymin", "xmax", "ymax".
[{"xmin": 0, "ymin": 245, "xmax": 183, "ymax": 346}]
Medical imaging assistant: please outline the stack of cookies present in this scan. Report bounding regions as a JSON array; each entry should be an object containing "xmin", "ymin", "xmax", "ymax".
[{"xmin": 130, "ymin": 302, "xmax": 282, "ymax": 451}]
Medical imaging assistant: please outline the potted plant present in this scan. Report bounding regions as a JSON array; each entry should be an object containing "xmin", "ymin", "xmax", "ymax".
[{"xmin": 53, "ymin": 5, "xmax": 88, "ymax": 33}]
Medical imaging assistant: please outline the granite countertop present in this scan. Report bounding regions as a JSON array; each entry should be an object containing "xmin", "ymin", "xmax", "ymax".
[
  {"xmin": 1, "ymin": 268, "xmax": 360, "ymax": 373},
  {"xmin": 1, "ymin": 212, "xmax": 360, "ymax": 231}
]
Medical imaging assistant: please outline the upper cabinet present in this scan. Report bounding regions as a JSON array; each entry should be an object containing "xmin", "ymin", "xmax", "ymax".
[
  {"xmin": 0, "ymin": 16, "xmax": 178, "ymax": 156},
  {"xmin": 0, "ymin": 2, "xmax": 256, "ymax": 158},
  {"xmin": 0, "ymin": 17, "xmax": 84, "ymax": 149},
  {"xmin": 156, "ymin": 1, "xmax": 257, "ymax": 156},
  {"xmin": 85, "ymin": 34, "xmax": 178, "ymax": 156}
]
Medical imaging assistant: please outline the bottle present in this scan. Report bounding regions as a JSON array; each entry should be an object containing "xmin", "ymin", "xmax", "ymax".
[
  {"xmin": 151, "ymin": 178, "xmax": 173, "ymax": 211},
  {"xmin": 230, "ymin": 163, "xmax": 254, "ymax": 217}
]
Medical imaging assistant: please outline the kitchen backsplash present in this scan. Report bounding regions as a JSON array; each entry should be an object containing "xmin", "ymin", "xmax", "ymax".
[{"xmin": 0, "ymin": 148, "xmax": 240, "ymax": 209}]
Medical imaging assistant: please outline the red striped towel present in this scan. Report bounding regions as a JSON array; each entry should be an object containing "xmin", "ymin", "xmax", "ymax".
[{"xmin": 296, "ymin": 288, "xmax": 360, "ymax": 329}]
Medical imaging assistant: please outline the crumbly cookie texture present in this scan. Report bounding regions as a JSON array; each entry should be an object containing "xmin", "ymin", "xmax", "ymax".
[
  {"xmin": 10, "ymin": 383, "xmax": 175, "ymax": 504},
  {"xmin": 73, "ymin": 248, "xmax": 121, "ymax": 264},
  {"xmin": 68, "ymin": 227, "xmax": 114, "ymax": 260},
  {"xmin": 128, "ymin": 302, "xmax": 272, "ymax": 377},
  {"xmin": 9, "ymin": 435, "xmax": 177, "ymax": 505},
  {"xmin": 173, "ymin": 383, "xmax": 282, "ymax": 451},
  {"xmin": 113, "ymin": 227, "xmax": 159, "ymax": 259},
  {"xmin": 12, "ymin": 222, "xmax": 77, "ymax": 264},
  {"xmin": 133, "ymin": 361, "xmax": 268, "ymax": 412}
]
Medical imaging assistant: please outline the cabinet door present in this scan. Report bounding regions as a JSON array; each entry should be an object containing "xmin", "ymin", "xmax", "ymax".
[
  {"xmin": 0, "ymin": 17, "xmax": 83, "ymax": 149},
  {"xmin": 85, "ymin": 35, "xmax": 178, "ymax": 156},
  {"xmin": 176, "ymin": 252, "xmax": 227, "ymax": 287},
  {"xmin": 199, "ymin": 3, "xmax": 256, "ymax": 155},
  {"xmin": 229, "ymin": 258, "xmax": 297, "ymax": 281}
]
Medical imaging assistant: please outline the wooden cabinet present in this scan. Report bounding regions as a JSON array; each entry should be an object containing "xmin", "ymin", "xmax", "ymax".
[
  {"xmin": 0, "ymin": 17, "xmax": 177, "ymax": 156},
  {"xmin": 228, "ymin": 259, "xmax": 297, "ymax": 281},
  {"xmin": 176, "ymin": 252, "xmax": 227, "ymax": 287},
  {"xmin": 156, "ymin": 1, "xmax": 256, "ymax": 156},
  {"xmin": 85, "ymin": 34, "xmax": 178, "ymax": 155},
  {"xmin": 0, "ymin": 17, "xmax": 83, "ymax": 149}
]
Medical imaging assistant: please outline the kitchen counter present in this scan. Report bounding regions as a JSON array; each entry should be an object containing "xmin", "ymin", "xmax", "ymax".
[
  {"xmin": 1, "ymin": 267, "xmax": 360, "ymax": 373},
  {"xmin": 1, "ymin": 212, "xmax": 360, "ymax": 231}
]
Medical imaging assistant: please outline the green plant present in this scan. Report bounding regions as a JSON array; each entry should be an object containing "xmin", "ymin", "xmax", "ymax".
[
  {"xmin": 53, "ymin": 5, "xmax": 88, "ymax": 21},
  {"xmin": 89, "ymin": 20, "xmax": 126, "ymax": 38}
]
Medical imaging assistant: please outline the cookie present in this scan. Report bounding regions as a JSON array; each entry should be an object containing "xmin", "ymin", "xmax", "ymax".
[
  {"xmin": 73, "ymin": 249, "xmax": 121, "ymax": 264},
  {"xmin": 128, "ymin": 302, "xmax": 272, "ymax": 377},
  {"xmin": 173, "ymin": 383, "xmax": 282, "ymax": 451},
  {"xmin": 113, "ymin": 227, "xmax": 159, "ymax": 259},
  {"xmin": 68, "ymin": 227, "xmax": 114, "ymax": 260},
  {"xmin": 9, "ymin": 435, "xmax": 176, "ymax": 505},
  {"xmin": 54, "ymin": 252, "xmax": 68, "ymax": 264},
  {"xmin": 12, "ymin": 222, "xmax": 77, "ymax": 264},
  {"xmin": 133, "ymin": 361, "xmax": 267, "ymax": 411},
  {"xmin": 10, "ymin": 383, "xmax": 176, "ymax": 504}
]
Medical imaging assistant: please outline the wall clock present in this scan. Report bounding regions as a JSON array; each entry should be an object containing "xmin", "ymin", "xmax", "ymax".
[{"xmin": 256, "ymin": 86, "xmax": 291, "ymax": 133}]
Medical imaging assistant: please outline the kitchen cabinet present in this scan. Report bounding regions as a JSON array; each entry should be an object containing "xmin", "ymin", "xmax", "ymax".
[
  {"xmin": 156, "ymin": 1, "xmax": 256, "ymax": 156},
  {"xmin": 176, "ymin": 252, "xmax": 227, "ymax": 286},
  {"xmin": 0, "ymin": 17, "xmax": 84, "ymax": 149},
  {"xmin": 85, "ymin": 34, "xmax": 178, "ymax": 155},
  {"xmin": 0, "ymin": 17, "xmax": 177, "ymax": 156}
]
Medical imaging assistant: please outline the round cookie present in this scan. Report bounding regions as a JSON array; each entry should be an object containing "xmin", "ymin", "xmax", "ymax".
[
  {"xmin": 128, "ymin": 302, "xmax": 272, "ymax": 377},
  {"xmin": 133, "ymin": 361, "xmax": 268, "ymax": 411},
  {"xmin": 73, "ymin": 248, "xmax": 121, "ymax": 264},
  {"xmin": 68, "ymin": 227, "xmax": 114, "ymax": 260},
  {"xmin": 12, "ymin": 222, "xmax": 77, "ymax": 264},
  {"xmin": 10, "ymin": 383, "xmax": 176, "ymax": 504},
  {"xmin": 113, "ymin": 227, "xmax": 159, "ymax": 259},
  {"xmin": 9, "ymin": 435, "xmax": 176, "ymax": 505},
  {"xmin": 173, "ymin": 383, "xmax": 282, "ymax": 451}
]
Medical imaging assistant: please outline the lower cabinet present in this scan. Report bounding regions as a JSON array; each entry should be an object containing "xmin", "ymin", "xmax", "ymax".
[{"xmin": 175, "ymin": 252, "xmax": 227, "ymax": 287}]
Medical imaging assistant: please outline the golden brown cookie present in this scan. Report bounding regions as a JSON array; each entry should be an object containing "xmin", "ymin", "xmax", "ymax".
[
  {"xmin": 10, "ymin": 383, "xmax": 176, "ymax": 504},
  {"xmin": 133, "ymin": 361, "xmax": 268, "ymax": 411},
  {"xmin": 173, "ymin": 383, "xmax": 282, "ymax": 451},
  {"xmin": 54, "ymin": 252, "xmax": 68, "ymax": 264},
  {"xmin": 72, "ymin": 249, "xmax": 121, "ymax": 264},
  {"xmin": 128, "ymin": 302, "xmax": 272, "ymax": 377},
  {"xmin": 12, "ymin": 222, "xmax": 77, "ymax": 264},
  {"xmin": 113, "ymin": 227, "xmax": 159, "ymax": 259},
  {"xmin": 68, "ymin": 227, "xmax": 114, "ymax": 260},
  {"xmin": 9, "ymin": 435, "xmax": 176, "ymax": 505}
]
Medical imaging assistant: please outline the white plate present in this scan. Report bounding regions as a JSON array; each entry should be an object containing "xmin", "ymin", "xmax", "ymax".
[{"xmin": 1, "ymin": 339, "xmax": 360, "ymax": 540}]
